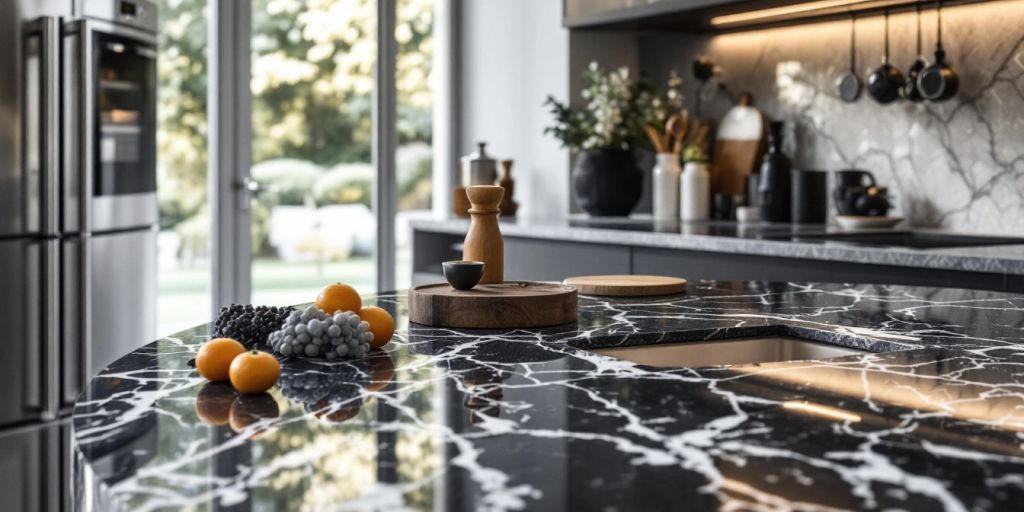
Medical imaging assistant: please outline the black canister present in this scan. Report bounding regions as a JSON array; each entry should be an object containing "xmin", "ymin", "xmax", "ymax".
[
  {"xmin": 758, "ymin": 121, "xmax": 792, "ymax": 223},
  {"xmin": 746, "ymin": 174, "xmax": 761, "ymax": 207},
  {"xmin": 791, "ymin": 170, "xmax": 828, "ymax": 223}
]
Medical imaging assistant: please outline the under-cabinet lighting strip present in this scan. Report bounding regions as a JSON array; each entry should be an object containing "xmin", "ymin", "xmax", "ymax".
[{"xmin": 710, "ymin": 0, "xmax": 877, "ymax": 26}]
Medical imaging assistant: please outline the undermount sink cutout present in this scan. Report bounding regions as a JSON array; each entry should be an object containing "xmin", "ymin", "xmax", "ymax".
[{"xmin": 590, "ymin": 336, "xmax": 868, "ymax": 368}]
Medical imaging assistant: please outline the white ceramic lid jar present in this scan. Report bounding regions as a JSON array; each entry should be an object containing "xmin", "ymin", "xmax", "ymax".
[{"xmin": 461, "ymin": 142, "xmax": 498, "ymax": 186}]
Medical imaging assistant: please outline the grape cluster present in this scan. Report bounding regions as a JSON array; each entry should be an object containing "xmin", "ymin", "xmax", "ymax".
[
  {"xmin": 268, "ymin": 305, "xmax": 373, "ymax": 360},
  {"xmin": 212, "ymin": 304, "xmax": 293, "ymax": 347}
]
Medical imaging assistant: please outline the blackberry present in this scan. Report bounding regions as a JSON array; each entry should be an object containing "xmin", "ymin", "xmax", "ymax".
[{"xmin": 212, "ymin": 304, "xmax": 294, "ymax": 347}]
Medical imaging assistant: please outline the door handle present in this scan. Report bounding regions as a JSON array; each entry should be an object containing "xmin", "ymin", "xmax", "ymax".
[
  {"xmin": 238, "ymin": 176, "xmax": 275, "ymax": 194},
  {"xmin": 235, "ymin": 177, "xmax": 276, "ymax": 211}
]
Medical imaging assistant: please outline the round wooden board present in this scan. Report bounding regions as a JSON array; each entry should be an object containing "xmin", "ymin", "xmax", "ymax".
[
  {"xmin": 408, "ymin": 281, "xmax": 577, "ymax": 329},
  {"xmin": 562, "ymin": 275, "xmax": 687, "ymax": 297}
]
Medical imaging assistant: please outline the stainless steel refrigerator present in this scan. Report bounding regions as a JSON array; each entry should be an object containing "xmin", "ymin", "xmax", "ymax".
[{"xmin": 0, "ymin": 0, "xmax": 158, "ymax": 430}]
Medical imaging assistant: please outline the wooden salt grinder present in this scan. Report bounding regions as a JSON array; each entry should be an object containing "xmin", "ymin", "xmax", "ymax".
[{"xmin": 463, "ymin": 185, "xmax": 504, "ymax": 284}]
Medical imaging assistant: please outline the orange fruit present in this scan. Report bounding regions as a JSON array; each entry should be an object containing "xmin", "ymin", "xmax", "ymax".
[
  {"xmin": 195, "ymin": 382, "xmax": 237, "ymax": 425},
  {"xmin": 229, "ymin": 349, "xmax": 281, "ymax": 394},
  {"xmin": 196, "ymin": 337, "xmax": 246, "ymax": 382},
  {"xmin": 358, "ymin": 306, "xmax": 394, "ymax": 348},
  {"xmin": 316, "ymin": 283, "xmax": 362, "ymax": 314},
  {"xmin": 315, "ymin": 401, "xmax": 362, "ymax": 424},
  {"xmin": 365, "ymin": 349, "xmax": 396, "ymax": 393},
  {"xmin": 229, "ymin": 394, "xmax": 280, "ymax": 437}
]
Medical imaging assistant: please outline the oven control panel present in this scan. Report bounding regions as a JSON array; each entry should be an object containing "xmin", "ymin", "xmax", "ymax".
[{"xmin": 82, "ymin": 0, "xmax": 158, "ymax": 34}]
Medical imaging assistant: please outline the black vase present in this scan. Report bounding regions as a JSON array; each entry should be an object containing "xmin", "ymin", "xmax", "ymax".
[{"xmin": 572, "ymin": 150, "xmax": 642, "ymax": 217}]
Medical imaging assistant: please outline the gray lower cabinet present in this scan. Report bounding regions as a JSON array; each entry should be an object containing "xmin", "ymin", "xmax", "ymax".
[
  {"xmin": 504, "ymin": 237, "xmax": 630, "ymax": 281},
  {"xmin": 632, "ymin": 248, "xmax": 834, "ymax": 282},
  {"xmin": 0, "ymin": 420, "xmax": 68, "ymax": 512},
  {"xmin": 412, "ymin": 229, "xmax": 1020, "ymax": 292},
  {"xmin": 633, "ymin": 247, "xmax": 1010, "ymax": 291}
]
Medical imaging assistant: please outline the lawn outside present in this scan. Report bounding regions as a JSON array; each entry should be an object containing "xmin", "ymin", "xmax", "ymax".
[{"xmin": 157, "ymin": 257, "xmax": 375, "ymax": 337}]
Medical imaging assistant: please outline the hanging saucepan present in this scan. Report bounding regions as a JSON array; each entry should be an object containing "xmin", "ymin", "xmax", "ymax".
[
  {"xmin": 836, "ymin": 14, "xmax": 862, "ymax": 102},
  {"xmin": 918, "ymin": 1, "xmax": 959, "ymax": 101},
  {"xmin": 867, "ymin": 10, "xmax": 904, "ymax": 105},
  {"xmin": 902, "ymin": 4, "xmax": 926, "ymax": 102}
]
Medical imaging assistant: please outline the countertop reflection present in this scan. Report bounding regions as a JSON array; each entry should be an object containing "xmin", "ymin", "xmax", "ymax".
[{"xmin": 73, "ymin": 281, "xmax": 1024, "ymax": 511}]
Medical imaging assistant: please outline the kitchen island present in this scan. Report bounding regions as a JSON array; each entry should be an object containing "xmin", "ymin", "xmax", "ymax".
[{"xmin": 73, "ymin": 281, "xmax": 1024, "ymax": 510}]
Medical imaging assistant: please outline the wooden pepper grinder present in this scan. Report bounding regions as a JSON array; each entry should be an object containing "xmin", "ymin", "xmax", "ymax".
[
  {"xmin": 463, "ymin": 185, "xmax": 504, "ymax": 284},
  {"xmin": 498, "ymin": 159, "xmax": 519, "ymax": 217}
]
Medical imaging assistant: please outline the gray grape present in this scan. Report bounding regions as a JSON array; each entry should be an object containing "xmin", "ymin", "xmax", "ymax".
[{"xmin": 269, "ymin": 304, "xmax": 372, "ymax": 361}]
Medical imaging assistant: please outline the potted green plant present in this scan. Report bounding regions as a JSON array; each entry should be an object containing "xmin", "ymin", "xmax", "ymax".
[{"xmin": 545, "ymin": 63, "xmax": 647, "ymax": 217}]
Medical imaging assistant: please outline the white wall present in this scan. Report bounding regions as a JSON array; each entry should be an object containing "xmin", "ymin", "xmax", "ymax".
[{"xmin": 458, "ymin": 0, "xmax": 570, "ymax": 220}]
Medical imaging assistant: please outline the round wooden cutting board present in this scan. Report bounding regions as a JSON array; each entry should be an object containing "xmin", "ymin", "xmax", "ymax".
[
  {"xmin": 408, "ymin": 281, "xmax": 577, "ymax": 328},
  {"xmin": 562, "ymin": 275, "xmax": 687, "ymax": 297}
]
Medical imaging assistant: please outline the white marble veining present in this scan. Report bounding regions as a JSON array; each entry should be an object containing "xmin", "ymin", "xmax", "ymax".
[
  {"xmin": 72, "ymin": 281, "xmax": 1024, "ymax": 511},
  {"xmin": 639, "ymin": 0, "xmax": 1024, "ymax": 235}
]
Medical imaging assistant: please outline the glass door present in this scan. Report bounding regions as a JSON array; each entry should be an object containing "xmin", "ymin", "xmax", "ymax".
[
  {"xmin": 247, "ymin": 0, "xmax": 379, "ymax": 307},
  {"xmin": 211, "ymin": 0, "xmax": 437, "ymax": 311},
  {"xmin": 155, "ymin": 0, "xmax": 212, "ymax": 336}
]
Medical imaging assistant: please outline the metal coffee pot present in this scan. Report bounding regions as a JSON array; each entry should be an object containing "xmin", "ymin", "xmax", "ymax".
[{"xmin": 461, "ymin": 142, "xmax": 497, "ymax": 186}]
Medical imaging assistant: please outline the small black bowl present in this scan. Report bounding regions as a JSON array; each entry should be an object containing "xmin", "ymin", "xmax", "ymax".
[{"xmin": 442, "ymin": 260, "xmax": 485, "ymax": 291}]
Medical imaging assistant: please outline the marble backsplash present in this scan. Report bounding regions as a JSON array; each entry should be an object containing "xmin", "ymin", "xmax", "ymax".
[{"xmin": 638, "ymin": 0, "xmax": 1024, "ymax": 235}]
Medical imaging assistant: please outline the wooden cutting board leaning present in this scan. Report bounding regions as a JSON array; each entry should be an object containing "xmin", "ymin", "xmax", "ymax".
[{"xmin": 711, "ymin": 93, "xmax": 766, "ymax": 196}]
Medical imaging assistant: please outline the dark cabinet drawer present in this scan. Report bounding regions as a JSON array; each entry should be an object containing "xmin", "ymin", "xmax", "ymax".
[
  {"xmin": 632, "ymin": 247, "xmax": 834, "ymax": 282},
  {"xmin": 504, "ymin": 237, "xmax": 630, "ymax": 281},
  {"xmin": 633, "ymin": 247, "xmax": 1008, "ymax": 292}
]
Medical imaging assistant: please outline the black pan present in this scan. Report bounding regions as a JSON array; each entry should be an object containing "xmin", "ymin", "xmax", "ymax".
[
  {"xmin": 902, "ymin": 4, "xmax": 926, "ymax": 102},
  {"xmin": 867, "ymin": 10, "xmax": 904, "ymax": 105},
  {"xmin": 919, "ymin": 1, "xmax": 959, "ymax": 101},
  {"xmin": 836, "ymin": 14, "xmax": 862, "ymax": 102}
]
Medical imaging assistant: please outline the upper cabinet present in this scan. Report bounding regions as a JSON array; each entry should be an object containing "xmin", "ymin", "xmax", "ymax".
[
  {"xmin": 563, "ymin": 0, "xmax": 742, "ymax": 30},
  {"xmin": 563, "ymin": 0, "xmax": 978, "ymax": 33}
]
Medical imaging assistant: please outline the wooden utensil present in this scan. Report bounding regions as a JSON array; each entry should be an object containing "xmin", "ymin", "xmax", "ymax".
[
  {"xmin": 408, "ymin": 282, "xmax": 577, "ymax": 328},
  {"xmin": 711, "ymin": 93, "xmax": 765, "ymax": 196},
  {"xmin": 463, "ymin": 185, "xmax": 504, "ymax": 284},
  {"xmin": 666, "ymin": 112, "xmax": 690, "ymax": 154},
  {"xmin": 644, "ymin": 125, "xmax": 666, "ymax": 153},
  {"xmin": 563, "ymin": 275, "xmax": 687, "ymax": 297}
]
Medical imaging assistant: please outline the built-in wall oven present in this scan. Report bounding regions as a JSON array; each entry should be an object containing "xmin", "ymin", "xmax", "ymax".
[
  {"xmin": 0, "ymin": 0, "xmax": 158, "ymax": 428},
  {"xmin": 64, "ymin": 2, "xmax": 159, "ymax": 395}
]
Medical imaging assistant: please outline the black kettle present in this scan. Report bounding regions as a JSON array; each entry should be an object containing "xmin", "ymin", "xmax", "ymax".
[{"xmin": 758, "ymin": 121, "xmax": 792, "ymax": 223}]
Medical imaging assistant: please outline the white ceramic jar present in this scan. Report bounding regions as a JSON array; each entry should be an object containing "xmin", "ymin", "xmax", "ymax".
[
  {"xmin": 680, "ymin": 162, "xmax": 710, "ymax": 221},
  {"xmin": 652, "ymin": 153, "xmax": 681, "ymax": 220}
]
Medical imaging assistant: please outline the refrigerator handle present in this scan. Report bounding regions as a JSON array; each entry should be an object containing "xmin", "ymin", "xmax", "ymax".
[
  {"xmin": 22, "ymin": 17, "xmax": 61, "ymax": 417},
  {"xmin": 42, "ymin": 241, "xmax": 60, "ymax": 417},
  {"xmin": 40, "ymin": 18, "xmax": 60, "ymax": 236},
  {"xmin": 63, "ymin": 20, "xmax": 94, "ymax": 234},
  {"xmin": 80, "ymin": 235, "xmax": 92, "ymax": 402},
  {"xmin": 61, "ymin": 238, "xmax": 91, "ymax": 406}
]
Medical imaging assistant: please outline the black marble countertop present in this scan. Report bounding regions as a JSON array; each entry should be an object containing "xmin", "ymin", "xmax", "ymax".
[
  {"xmin": 412, "ymin": 216, "xmax": 1024, "ymax": 275},
  {"xmin": 73, "ymin": 281, "xmax": 1024, "ymax": 511}
]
